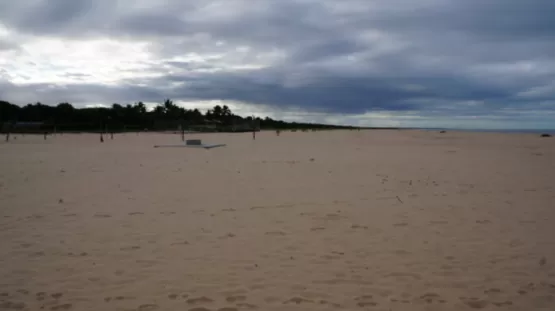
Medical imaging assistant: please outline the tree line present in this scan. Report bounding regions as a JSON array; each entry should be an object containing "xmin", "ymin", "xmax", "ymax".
[{"xmin": 0, "ymin": 99, "xmax": 358, "ymax": 133}]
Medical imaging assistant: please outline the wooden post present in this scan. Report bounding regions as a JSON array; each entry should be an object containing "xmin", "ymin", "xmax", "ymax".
[
  {"xmin": 252, "ymin": 115, "xmax": 256, "ymax": 140},
  {"xmin": 5, "ymin": 122, "xmax": 12, "ymax": 141},
  {"xmin": 180, "ymin": 121, "xmax": 185, "ymax": 141}
]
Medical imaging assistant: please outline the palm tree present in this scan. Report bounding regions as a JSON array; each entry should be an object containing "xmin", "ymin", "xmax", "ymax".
[
  {"xmin": 213, "ymin": 105, "xmax": 223, "ymax": 119},
  {"xmin": 134, "ymin": 102, "xmax": 147, "ymax": 115},
  {"xmin": 222, "ymin": 105, "xmax": 231, "ymax": 117}
]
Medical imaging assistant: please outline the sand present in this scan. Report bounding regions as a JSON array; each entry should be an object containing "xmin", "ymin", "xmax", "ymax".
[{"xmin": 1, "ymin": 130, "xmax": 554, "ymax": 311}]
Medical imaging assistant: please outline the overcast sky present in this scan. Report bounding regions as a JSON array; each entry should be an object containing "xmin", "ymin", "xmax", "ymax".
[{"xmin": 1, "ymin": 0, "xmax": 554, "ymax": 129}]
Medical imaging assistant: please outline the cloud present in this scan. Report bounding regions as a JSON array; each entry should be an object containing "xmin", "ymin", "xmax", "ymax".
[{"xmin": 0, "ymin": 0, "xmax": 554, "ymax": 129}]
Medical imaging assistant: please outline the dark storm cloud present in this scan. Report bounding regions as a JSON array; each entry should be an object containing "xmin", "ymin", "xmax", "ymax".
[
  {"xmin": 378, "ymin": 0, "xmax": 555, "ymax": 40},
  {"xmin": 0, "ymin": 0, "xmax": 554, "ymax": 121},
  {"xmin": 0, "ymin": 80, "xmax": 164, "ymax": 105}
]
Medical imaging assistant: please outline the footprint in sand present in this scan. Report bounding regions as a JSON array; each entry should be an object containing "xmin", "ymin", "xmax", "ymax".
[
  {"xmin": 325, "ymin": 213, "xmax": 343, "ymax": 220},
  {"xmin": 459, "ymin": 297, "xmax": 488, "ymax": 309},
  {"xmin": 51, "ymin": 293, "xmax": 63, "ymax": 299},
  {"xmin": 236, "ymin": 303, "xmax": 257, "ymax": 309},
  {"xmin": 120, "ymin": 246, "xmax": 141, "ymax": 251},
  {"xmin": 264, "ymin": 296, "xmax": 281, "ymax": 303},
  {"xmin": 186, "ymin": 297, "xmax": 214, "ymax": 305},
  {"xmin": 484, "ymin": 288, "xmax": 502, "ymax": 294},
  {"xmin": 351, "ymin": 224, "xmax": 369, "ymax": 230},
  {"xmin": 319, "ymin": 300, "xmax": 341, "ymax": 308},
  {"xmin": 114, "ymin": 270, "xmax": 125, "ymax": 276},
  {"xmin": 390, "ymin": 297, "xmax": 411, "ymax": 304},
  {"xmin": 0, "ymin": 301, "xmax": 26, "ymax": 310},
  {"xmin": 94, "ymin": 214, "xmax": 111, "ymax": 218},
  {"xmin": 383, "ymin": 272, "xmax": 422, "ymax": 281},
  {"xmin": 310, "ymin": 227, "xmax": 326, "ymax": 231},
  {"xmin": 355, "ymin": 295, "xmax": 378, "ymax": 307},
  {"xmin": 35, "ymin": 292, "xmax": 46, "ymax": 300},
  {"xmin": 66, "ymin": 252, "xmax": 88, "ymax": 257},
  {"xmin": 517, "ymin": 289, "xmax": 528, "ymax": 295},
  {"xmin": 171, "ymin": 241, "xmax": 190, "ymax": 246},
  {"xmin": 29, "ymin": 251, "xmax": 45, "ymax": 257},
  {"xmin": 50, "ymin": 304, "xmax": 72, "ymax": 310},
  {"xmin": 417, "ymin": 293, "xmax": 446, "ymax": 304},
  {"xmin": 137, "ymin": 304, "xmax": 158, "ymax": 311},
  {"xmin": 225, "ymin": 296, "xmax": 246, "ymax": 303},
  {"xmin": 265, "ymin": 231, "xmax": 286, "ymax": 236},
  {"xmin": 492, "ymin": 301, "xmax": 513, "ymax": 306},
  {"xmin": 299, "ymin": 212, "xmax": 317, "ymax": 217},
  {"xmin": 219, "ymin": 233, "xmax": 236, "ymax": 239},
  {"xmin": 283, "ymin": 297, "xmax": 314, "ymax": 304},
  {"xmin": 430, "ymin": 220, "xmax": 448, "ymax": 225},
  {"xmin": 356, "ymin": 301, "xmax": 378, "ymax": 307},
  {"xmin": 475, "ymin": 220, "xmax": 491, "ymax": 224}
]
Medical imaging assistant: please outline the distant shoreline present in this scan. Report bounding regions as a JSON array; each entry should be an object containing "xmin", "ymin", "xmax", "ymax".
[
  {"xmin": 2, "ymin": 127, "xmax": 552, "ymax": 136},
  {"xmin": 412, "ymin": 128, "xmax": 555, "ymax": 135}
]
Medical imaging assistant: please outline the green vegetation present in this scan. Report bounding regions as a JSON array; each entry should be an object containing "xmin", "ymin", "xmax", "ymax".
[{"xmin": 1, "ymin": 99, "xmax": 360, "ymax": 133}]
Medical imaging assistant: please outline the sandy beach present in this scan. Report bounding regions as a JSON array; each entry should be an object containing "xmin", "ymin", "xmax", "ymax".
[{"xmin": 1, "ymin": 130, "xmax": 554, "ymax": 311}]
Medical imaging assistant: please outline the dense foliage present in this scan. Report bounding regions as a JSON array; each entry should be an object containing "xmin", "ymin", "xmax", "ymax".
[{"xmin": 1, "ymin": 99, "xmax": 358, "ymax": 132}]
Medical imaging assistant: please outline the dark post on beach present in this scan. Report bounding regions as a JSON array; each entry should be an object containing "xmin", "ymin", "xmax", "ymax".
[
  {"xmin": 5, "ymin": 122, "xmax": 12, "ymax": 141},
  {"xmin": 44, "ymin": 131, "xmax": 47, "ymax": 140},
  {"xmin": 180, "ymin": 120, "xmax": 185, "ymax": 141},
  {"xmin": 252, "ymin": 115, "xmax": 256, "ymax": 140}
]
